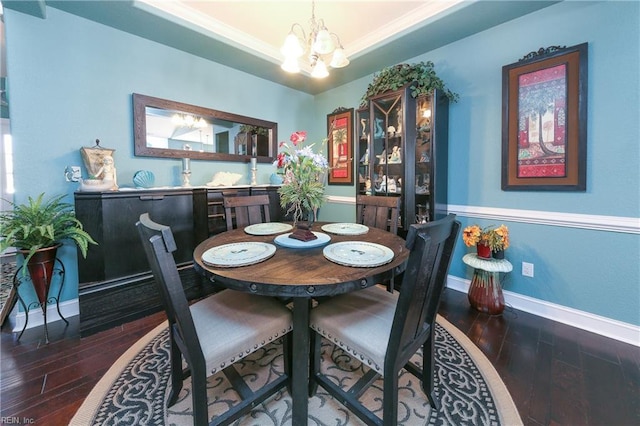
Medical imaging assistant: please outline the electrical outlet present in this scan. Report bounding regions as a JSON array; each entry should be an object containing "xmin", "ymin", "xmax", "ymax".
[{"xmin": 522, "ymin": 262, "xmax": 534, "ymax": 277}]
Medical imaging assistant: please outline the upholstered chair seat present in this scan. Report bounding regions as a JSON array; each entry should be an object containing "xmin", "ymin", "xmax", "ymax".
[
  {"xmin": 191, "ymin": 290, "xmax": 292, "ymax": 375},
  {"xmin": 311, "ymin": 286, "xmax": 396, "ymax": 373}
]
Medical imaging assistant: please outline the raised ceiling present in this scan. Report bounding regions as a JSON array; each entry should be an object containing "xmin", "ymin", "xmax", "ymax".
[{"xmin": 6, "ymin": 0, "xmax": 560, "ymax": 94}]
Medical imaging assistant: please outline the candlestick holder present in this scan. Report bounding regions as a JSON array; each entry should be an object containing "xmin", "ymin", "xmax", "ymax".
[
  {"xmin": 250, "ymin": 158, "xmax": 257, "ymax": 185},
  {"xmin": 181, "ymin": 158, "xmax": 192, "ymax": 187},
  {"xmin": 182, "ymin": 170, "xmax": 192, "ymax": 187}
]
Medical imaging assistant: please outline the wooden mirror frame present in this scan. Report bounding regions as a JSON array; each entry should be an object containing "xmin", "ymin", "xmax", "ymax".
[{"xmin": 133, "ymin": 93, "xmax": 278, "ymax": 163}]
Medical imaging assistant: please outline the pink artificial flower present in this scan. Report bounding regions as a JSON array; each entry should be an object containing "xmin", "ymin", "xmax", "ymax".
[
  {"xmin": 276, "ymin": 152, "xmax": 286, "ymax": 168},
  {"xmin": 290, "ymin": 131, "xmax": 307, "ymax": 146}
]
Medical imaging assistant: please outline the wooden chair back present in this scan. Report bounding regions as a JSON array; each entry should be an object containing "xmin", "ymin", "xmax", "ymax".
[
  {"xmin": 356, "ymin": 195, "xmax": 401, "ymax": 234},
  {"xmin": 389, "ymin": 214, "xmax": 460, "ymax": 374},
  {"xmin": 136, "ymin": 213, "xmax": 206, "ymax": 416},
  {"xmin": 136, "ymin": 212, "xmax": 292, "ymax": 425},
  {"xmin": 309, "ymin": 214, "xmax": 460, "ymax": 425},
  {"xmin": 223, "ymin": 194, "xmax": 271, "ymax": 231}
]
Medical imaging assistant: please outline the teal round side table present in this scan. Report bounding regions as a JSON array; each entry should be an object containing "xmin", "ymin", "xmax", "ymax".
[{"xmin": 462, "ymin": 253, "xmax": 512, "ymax": 315}]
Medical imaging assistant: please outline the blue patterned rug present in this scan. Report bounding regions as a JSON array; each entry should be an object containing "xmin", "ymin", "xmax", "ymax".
[{"xmin": 71, "ymin": 316, "xmax": 521, "ymax": 425}]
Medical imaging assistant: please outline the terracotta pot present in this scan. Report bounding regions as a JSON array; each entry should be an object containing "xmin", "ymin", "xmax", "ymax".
[{"xmin": 476, "ymin": 242, "xmax": 491, "ymax": 259}]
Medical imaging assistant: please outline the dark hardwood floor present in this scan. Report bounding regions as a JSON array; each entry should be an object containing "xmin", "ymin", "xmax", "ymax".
[{"xmin": 1, "ymin": 288, "xmax": 638, "ymax": 425}]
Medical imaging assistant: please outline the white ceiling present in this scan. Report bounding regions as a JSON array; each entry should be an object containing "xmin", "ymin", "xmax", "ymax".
[
  {"xmin": 4, "ymin": 0, "xmax": 561, "ymax": 94},
  {"xmin": 139, "ymin": 0, "xmax": 466, "ymax": 74}
]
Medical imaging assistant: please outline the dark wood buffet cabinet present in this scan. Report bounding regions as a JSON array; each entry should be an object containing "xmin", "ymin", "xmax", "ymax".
[{"xmin": 74, "ymin": 185, "xmax": 282, "ymax": 335}]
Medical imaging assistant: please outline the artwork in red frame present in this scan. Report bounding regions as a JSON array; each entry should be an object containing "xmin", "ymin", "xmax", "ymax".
[
  {"xmin": 502, "ymin": 43, "xmax": 587, "ymax": 191},
  {"xmin": 327, "ymin": 108, "xmax": 354, "ymax": 185}
]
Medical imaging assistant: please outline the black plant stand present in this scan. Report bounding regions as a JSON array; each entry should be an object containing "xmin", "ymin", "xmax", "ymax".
[{"xmin": 12, "ymin": 258, "xmax": 68, "ymax": 343}]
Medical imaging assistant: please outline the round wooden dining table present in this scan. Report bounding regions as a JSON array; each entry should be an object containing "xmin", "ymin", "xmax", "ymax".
[{"xmin": 193, "ymin": 222, "xmax": 409, "ymax": 425}]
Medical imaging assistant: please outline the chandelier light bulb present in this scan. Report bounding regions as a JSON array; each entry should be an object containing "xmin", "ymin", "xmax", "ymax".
[
  {"xmin": 329, "ymin": 47, "xmax": 349, "ymax": 68},
  {"xmin": 312, "ymin": 28, "xmax": 334, "ymax": 55},
  {"xmin": 195, "ymin": 117, "xmax": 208, "ymax": 128},
  {"xmin": 281, "ymin": 32, "xmax": 304, "ymax": 58},
  {"xmin": 281, "ymin": 56, "xmax": 301, "ymax": 73},
  {"xmin": 311, "ymin": 58, "xmax": 329, "ymax": 78}
]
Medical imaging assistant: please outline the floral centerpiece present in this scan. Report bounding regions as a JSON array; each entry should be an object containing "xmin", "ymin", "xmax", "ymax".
[
  {"xmin": 462, "ymin": 224, "xmax": 510, "ymax": 259},
  {"xmin": 275, "ymin": 130, "xmax": 329, "ymax": 240}
]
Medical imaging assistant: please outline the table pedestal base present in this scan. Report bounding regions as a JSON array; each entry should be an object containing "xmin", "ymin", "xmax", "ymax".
[{"xmin": 467, "ymin": 269, "xmax": 505, "ymax": 315}]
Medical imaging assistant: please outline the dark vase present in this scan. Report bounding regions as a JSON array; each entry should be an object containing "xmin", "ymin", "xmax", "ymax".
[
  {"xmin": 476, "ymin": 242, "xmax": 491, "ymax": 259},
  {"xmin": 492, "ymin": 249, "xmax": 505, "ymax": 259},
  {"xmin": 467, "ymin": 269, "xmax": 505, "ymax": 315},
  {"xmin": 20, "ymin": 244, "xmax": 61, "ymax": 306},
  {"xmin": 289, "ymin": 209, "xmax": 317, "ymax": 242},
  {"xmin": 17, "ymin": 243, "xmax": 64, "ymax": 344}
]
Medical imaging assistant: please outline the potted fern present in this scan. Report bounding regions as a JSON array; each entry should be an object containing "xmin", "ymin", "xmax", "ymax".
[{"xmin": 0, "ymin": 193, "xmax": 97, "ymax": 304}]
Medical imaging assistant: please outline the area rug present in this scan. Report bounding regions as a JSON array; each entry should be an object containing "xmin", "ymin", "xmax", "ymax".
[
  {"xmin": 71, "ymin": 315, "xmax": 522, "ymax": 425},
  {"xmin": 0, "ymin": 257, "xmax": 17, "ymax": 326}
]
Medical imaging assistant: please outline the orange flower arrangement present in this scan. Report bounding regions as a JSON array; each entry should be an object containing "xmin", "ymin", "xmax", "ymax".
[{"xmin": 462, "ymin": 224, "xmax": 509, "ymax": 251}]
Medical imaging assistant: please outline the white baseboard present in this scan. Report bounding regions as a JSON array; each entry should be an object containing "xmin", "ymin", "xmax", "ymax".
[
  {"xmin": 446, "ymin": 276, "xmax": 640, "ymax": 347},
  {"xmin": 11, "ymin": 298, "xmax": 79, "ymax": 332}
]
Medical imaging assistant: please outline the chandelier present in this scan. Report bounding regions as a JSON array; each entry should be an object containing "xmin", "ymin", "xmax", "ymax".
[
  {"xmin": 280, "ymin": 0, "xmax": 350, "ymax": 78},
  {"xmin": 171, "ymin": 113, "xmax": 207, "ymax": 129}
]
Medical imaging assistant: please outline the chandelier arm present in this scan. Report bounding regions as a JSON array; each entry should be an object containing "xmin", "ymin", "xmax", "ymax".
[
  {"xmin": 290, "ymin": 23, "xmax": 307, "ymax": 42},
  {"xmin": 330, "ymin": 33, "xmax": 345, "ymax": 49}
]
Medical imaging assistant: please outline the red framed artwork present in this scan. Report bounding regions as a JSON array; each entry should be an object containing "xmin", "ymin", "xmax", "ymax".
[
  {"xmin": 502, "ymin": 43, "xmax": 588, "ymax": 191},
  {"xmin": 327, "ymin": 107, "xmax": 354, "ymax": 185}
]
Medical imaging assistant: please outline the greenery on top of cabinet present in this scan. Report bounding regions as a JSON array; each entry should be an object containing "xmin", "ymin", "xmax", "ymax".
[{"xmin": 360, "ymin": 61, "xmax": 459, "ymax": 108}]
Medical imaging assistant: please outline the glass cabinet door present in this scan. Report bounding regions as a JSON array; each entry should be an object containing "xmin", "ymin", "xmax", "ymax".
[
  {"xmin": 415, "ymin": 95, "xmax": 433, "ymax": 223},
  {"xmin": 356, "ymin": 107, "xmax": 370, "ymax": 195},
  {"xmin": 371, "ymin": 93, "xmax": 404, "ymax": 198}
]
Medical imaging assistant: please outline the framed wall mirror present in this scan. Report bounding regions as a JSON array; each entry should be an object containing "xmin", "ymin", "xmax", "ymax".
[{"xmin": 133, "ymin": 93, "xmax": 278, "ymax": 163}]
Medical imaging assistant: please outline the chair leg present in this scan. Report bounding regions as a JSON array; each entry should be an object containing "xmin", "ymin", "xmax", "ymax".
[
  {"xmin": 191, "ymin": 368, "xmax": 210, "ymax": 426},
  {"xmin": 421, "ymin": 333, "xmax": 441, "ymax": 410},
  {"xmin": 283, "ymin": 334, "xmax": 291, "ymax": 376},
  {"xmin": 382, "ymin": 372, "xmax": 399, "ymax": 426},
  {"xmin": 282, "ymin": 334, "xmax": 292, "ymax": 393},
  {"xmin": 308, "ymin": 331, "xmax": 321, "ymax": 397},
  {"xmin": 168, "ymin": 334, "xmax": 184, "ymax": 406}
]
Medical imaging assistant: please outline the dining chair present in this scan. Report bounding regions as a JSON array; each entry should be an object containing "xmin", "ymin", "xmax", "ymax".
[
  {"xmin": 356, "ymin": 195, "xmax": 402, "ymax": 291},
  {"xmin": 223, "ymin": 194, "xmax": 271, "ymax": 231},
  {"xmin": 309, "ymin": 214, "xmax": 460, "ymax": 426},
  {"xmin": 356, "ymin": 195, "xmax": 401, "ymax": 234},
  {"xmin": 136, "ymin": 213, "xmax": 292, "ymax": 426}
]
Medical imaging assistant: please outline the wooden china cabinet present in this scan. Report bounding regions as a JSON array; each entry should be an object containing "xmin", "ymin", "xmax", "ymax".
[{"xmin": 357, "ymin": 85, "xmax": 449, "ymax": 236}]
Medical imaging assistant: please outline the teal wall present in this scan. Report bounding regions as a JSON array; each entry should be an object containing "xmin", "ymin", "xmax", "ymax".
[
  {"xmin": 319, "ymin": 1, "xmax": 640, "ymax": 326},
  {"xmin": 4, "ymin": 1, "xmax": 639, "ymax": 326},
  {"xmin": 3, "ymin": 6, "xmax": 314, "ymax": 304}
]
